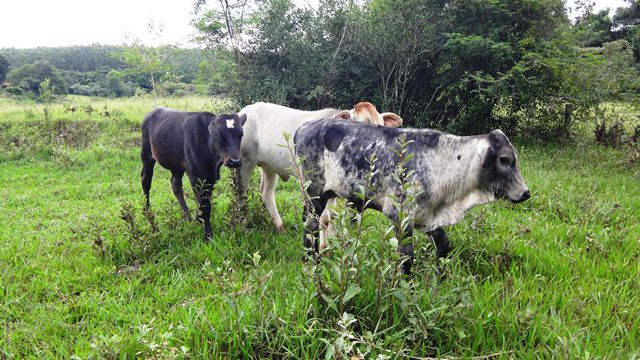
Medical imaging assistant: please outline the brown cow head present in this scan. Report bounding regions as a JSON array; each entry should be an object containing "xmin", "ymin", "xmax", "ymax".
[
  {"xmin": 208, "ymin": 113, "xmax": 246, "ymax": 168},
  {"xmin": 334, "ymin": 101, "xmax": 403, "ymax": 127}
]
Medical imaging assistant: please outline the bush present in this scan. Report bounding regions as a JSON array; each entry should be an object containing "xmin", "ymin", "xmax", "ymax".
[
  {"xmin": 4, "ymin": 86, "xmax": 24, "ymax": 96},
  {"xmin": 7, "ymin": 60, "xmax": 67, "ymax": 95},
  {"xmin": 69, "ymin": 83, "xmax": 104, "ymax": 97},
  {"xmin": 0, "ymin": 119, "xmax": 101, "ymax": 162},
  {"xmin": 154, "ymin": 81, "xmax": 197, "ymax": 97}
]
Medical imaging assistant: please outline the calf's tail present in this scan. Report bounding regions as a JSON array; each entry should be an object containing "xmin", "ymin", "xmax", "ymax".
[{"xmin": 140, "ymin": 111, "xmax": 156, "ymax": 206}]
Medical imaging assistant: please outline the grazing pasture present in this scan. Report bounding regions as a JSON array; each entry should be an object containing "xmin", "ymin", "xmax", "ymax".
[{"xmin": 0, "ymin": 95, "xmax": 639, "ymax": 358}]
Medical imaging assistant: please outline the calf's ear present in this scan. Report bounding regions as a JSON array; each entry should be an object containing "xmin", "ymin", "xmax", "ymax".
[
  {"xmin": 489, "ymin": 129, "xmax": 511, "ymax": 147},
  {"xmin": 381, "ymin": 112, "xmax": 403, "ymax": 127},
  {"xmin": 334, "ymin": 110, "xmax": 351, "ymax": 120},
  {"xmin": 238, "ymin": 113, "xmax": 247, "ymax": 126}
]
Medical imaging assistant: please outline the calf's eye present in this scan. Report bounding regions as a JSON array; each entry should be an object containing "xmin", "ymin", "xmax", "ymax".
[{"xmin": 499, "ymin": 156, "xmax": 511, "ymax": 166}]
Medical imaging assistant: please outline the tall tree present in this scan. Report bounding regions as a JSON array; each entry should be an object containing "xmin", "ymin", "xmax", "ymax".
[
  {"xmin": 353, "ymin": 0, "xmax": 444, "ymax": 116},
  {"xmin": 575, "ymin": 9, "xmax": 613, "ymax": 47},
  {"xmin": 117, "ymin": 45, "xmax": 169, "ymax": 92},
  {"xmin": 613, "ymin": 0, "xmax": 640, "ymax": 61},
  {"xmin": 193, "ymin": 0, "xmax": 253, "ymax": 65},
  {"xmin": 0, "ymin": 54, "xmax": 8, "ymax": 83}
]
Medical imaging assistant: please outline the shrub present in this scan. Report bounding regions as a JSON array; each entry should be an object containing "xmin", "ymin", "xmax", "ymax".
[
  {"xmin": 154, "ymin": 81, "xmax": 197, "ymax": 97},
  {"xmin": 7, "ymin": 60, "xmax": 67, "ymax": 95}
]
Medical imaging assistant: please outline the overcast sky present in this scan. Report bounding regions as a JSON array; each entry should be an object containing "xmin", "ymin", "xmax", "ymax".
[{"xmin": 0, "ymin": 0, "xmax": 631, "ymax": 49}]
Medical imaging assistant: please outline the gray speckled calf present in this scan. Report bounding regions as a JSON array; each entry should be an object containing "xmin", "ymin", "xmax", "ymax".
[{"xmin": 294, "ymin": 119, "xmax": 530, "ymax": 274}]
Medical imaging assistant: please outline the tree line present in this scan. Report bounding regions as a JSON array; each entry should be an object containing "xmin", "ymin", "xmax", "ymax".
[
  {"xmin": 1, "ymin": 0, "xmax": 640, "ymax": 138},
  {"xmin": 0, "ymin": 45, "xmax": 211, "ymax": 98},
  {"xmin": 192, "ymin": 0, "xmax": 640, "ymax": 136}
]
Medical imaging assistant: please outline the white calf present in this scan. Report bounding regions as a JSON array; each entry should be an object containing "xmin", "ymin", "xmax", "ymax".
[{"xmin": 237, "ymin": 101, "xmax": 402, "ymax": 233}]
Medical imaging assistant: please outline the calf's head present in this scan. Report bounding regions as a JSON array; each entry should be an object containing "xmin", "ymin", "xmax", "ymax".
[
  {"xmin": 480, "ymin": 130, "xmax": 530, "ymax": 203},
  {"xmin": 208, "ymin": 113, "xmax": 246, "ymax": 168},
  {"xmin": 334, "ymin": 101, "xmax": 403, "ymax": 127}
]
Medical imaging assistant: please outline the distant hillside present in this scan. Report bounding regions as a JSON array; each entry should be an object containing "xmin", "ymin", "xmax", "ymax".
[
  {"xmin": 0, "ymin": 45, "xmax": 125, "ymax": 72},
  {"xmin": 0, "ymin": 44, "xmax": 214, "ymax": 97}
]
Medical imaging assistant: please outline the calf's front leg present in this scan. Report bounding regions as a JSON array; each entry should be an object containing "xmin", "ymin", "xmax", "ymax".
[
  {"xmin": 260, "ymin": 168, "xmax": 284, "ymax": 233},
  {"xmin": 399, "ymin": 227, "xmax": 415, "ymax": 276},
  {"xmin": 188, "ymin": 174, "xmax": 214, "ymax": 241},
  {"xmin": 233, "ymin": 159, "xmax": 255, "ymax": 227},
  {"xmin": 384, "ymin": 206, "xmax": 415, "ymax": 275}
]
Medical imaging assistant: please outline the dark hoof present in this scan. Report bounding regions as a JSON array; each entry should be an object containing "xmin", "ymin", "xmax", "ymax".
[
  {"xmin": 435, "ymin": 268, "xmax": 447, "ymax": 283},
  {"xmin": 231, "ymin": 215, "xmax": 247, "ymax": 229},
  {"xmin": 302, "ymin": 248, "xmax": 319, "ymax": 263},
  {"xmin": 401, "ymin": 262, "xmax": 412, "ymax": 276}
]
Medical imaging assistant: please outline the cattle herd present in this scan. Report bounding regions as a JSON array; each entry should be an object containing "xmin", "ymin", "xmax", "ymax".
[{"xmin": 141, "ymin": 101, "xmax": 529, "ymax": 274}]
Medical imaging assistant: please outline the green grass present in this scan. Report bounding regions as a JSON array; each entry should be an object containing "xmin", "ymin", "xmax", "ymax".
[
  {"xmin": 0, "ymin": 95, "xmax": 237, "ymax": 123},
  {"xmin": 0, "ymin": 95, "xmax": 639, "ymax": 358}
]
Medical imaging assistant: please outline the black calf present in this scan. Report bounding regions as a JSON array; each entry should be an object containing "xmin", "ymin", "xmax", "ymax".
[{"xmin": 140, "ymin": 108, "xmax": 245, "ymax": 240}]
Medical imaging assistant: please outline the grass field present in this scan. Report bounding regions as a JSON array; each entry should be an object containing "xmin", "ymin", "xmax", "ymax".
[{"xmin": 1, "ymin": 95, "xmax": 639, "ymax": 358}]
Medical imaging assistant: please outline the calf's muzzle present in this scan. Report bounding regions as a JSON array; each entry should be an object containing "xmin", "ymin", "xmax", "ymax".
[
  {"xmin": 510, "ymin": 189, "xmax": 530, "ymax": 203},
  {"xmin": 226, "ymin": 158, "xmax": 242, "ymax": 168}
]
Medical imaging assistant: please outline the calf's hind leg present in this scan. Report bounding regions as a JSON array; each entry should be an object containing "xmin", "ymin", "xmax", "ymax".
[
  {"xmin": 429, "ymin": 227, "xmax": 451, "ymax": 259},
  {"xmin": 302, "ymin": 197, "xmax": 328, "ymax": 260},
  {"xmin": 171, "ymin": 170, "xmax": 191, "ymax": 221},
  {"xmin": 318, "ymin": 198, "xmax": 337, "ymax": 252}
]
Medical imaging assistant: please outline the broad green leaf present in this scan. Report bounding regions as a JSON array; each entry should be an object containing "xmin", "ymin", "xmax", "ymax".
[{"xmin": 343, "ymin": 285, "xmax": 361, "ymax": 303}]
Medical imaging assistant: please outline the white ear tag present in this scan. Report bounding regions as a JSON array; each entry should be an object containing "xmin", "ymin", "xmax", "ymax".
[{"xmin": 226, "ymin": 119, "xmax": 235, "ymax": 128}]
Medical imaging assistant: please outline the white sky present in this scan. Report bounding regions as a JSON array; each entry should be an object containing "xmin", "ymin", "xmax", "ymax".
[
  {"xmin": 0, "ymin": 0, "xmax": 197, "ymax": 48},
  {"xmin": 567, "ymin": 0, "xmax": 629, "ymax": 18},
  {"xmin": 0, "ymin": 0, "xmax": 633, "ymax": 49},
  {"xmin": 592, "ymin": 0, "xmax": 630, "ymax": 11}
]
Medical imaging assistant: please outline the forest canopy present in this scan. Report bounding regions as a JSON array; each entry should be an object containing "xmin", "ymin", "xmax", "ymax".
[{"xmin": 190, "ymin": 0, "xmax": 640, "ymax": 136}]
